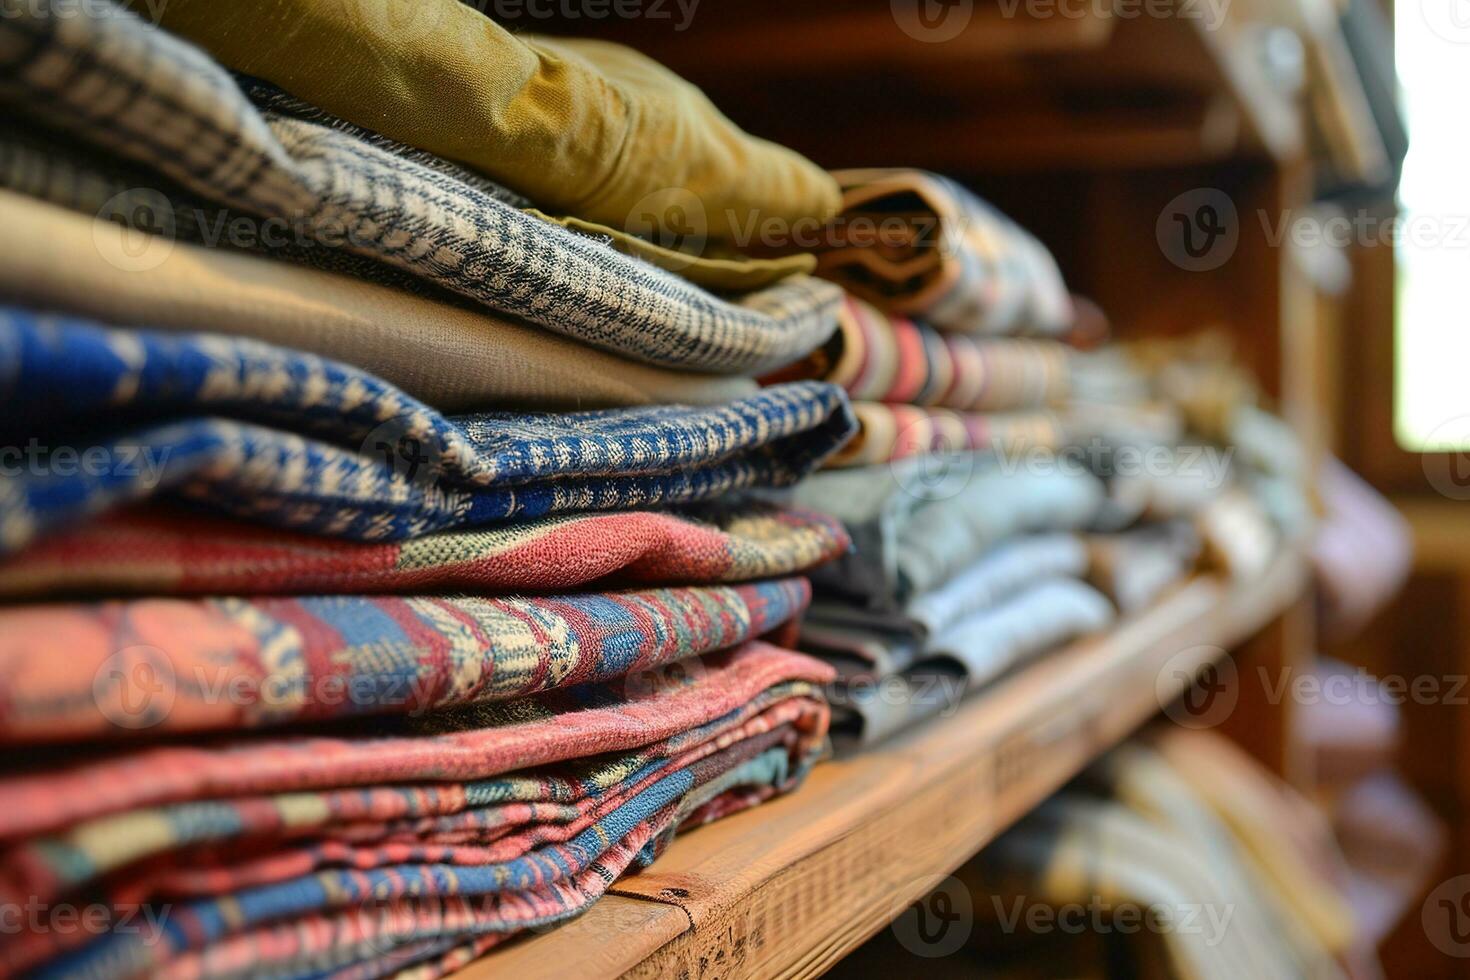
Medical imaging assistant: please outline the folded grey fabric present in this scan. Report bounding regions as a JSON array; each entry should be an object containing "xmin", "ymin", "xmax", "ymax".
[
  {"xmin": 0, "ymin": 1, "xmax": 842, "ymax": 374},
  {"xmin": 792, "ymin": 456, "xmax": 1105, "ymax": 608},
  {"xmin": 1085, "ymin": 521, "xmax": 1200, "ymax": 615},
  {"xmin": 803, "ymin": 533, "xmax": 1091, "ymax": 675},
  {"xmin": 829, "ymin": 578, "xmax": 1114, "ymax": 745}
]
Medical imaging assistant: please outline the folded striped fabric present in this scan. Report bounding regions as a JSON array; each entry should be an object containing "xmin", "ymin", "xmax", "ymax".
[
  {"xmin": 767, "ymin": 296, "xmax": 1073, "ymax": 411},
  {"xmin": 0, "ymin": 577, "xmax": 810, "ymax": 743},
  {"xmin": 827, "ymin": 402, "xmax": 1065, "ymax": 468},
  {"xmin": 816, "ymin": 169, "xmax": 1074, "ymax": 337},
  {"xmin": 0, "ymin": 642, "xmax": 834, "ymax": 978},
  {"xmin": 0, "ymin": 502, "xmax": 848, "ymax": 598},
  {"xmin": 793, "ymin": 458, "xmax": 1105, "ymax": 609},
  {"xmin": 0, "ymin": 186, "xmax": 760, "ymax": 412},
  {"xmin": 0, "ymin": 1, "xmax": 842, "ymax": 373},
  {"xmin": 0, "ymin": 311, "xmax": 854, "ymax": 555}
]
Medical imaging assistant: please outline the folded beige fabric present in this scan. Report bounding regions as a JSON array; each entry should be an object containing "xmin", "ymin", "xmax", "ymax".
[
  {"xmin": 0, "ymin": 190, "xmax": 758, "ymax": 411},
  {"xmin": 129, "ymin": 0, "xmax": 840, "ymax": 250}
]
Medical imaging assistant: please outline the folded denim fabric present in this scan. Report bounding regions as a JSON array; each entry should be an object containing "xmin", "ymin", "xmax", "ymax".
[
  {"xmin": 0, "ymin": 311, "xmax": 855, "ymax": 555},
  {"xmin": 0, "ymin": 188, "xmax": 762, "ymax": 412},
  {"xmin": 124, "ymin": 0, "xmax": 840, "ymax": 247},
  {"xmin": 827, "ymin": 403, "xmax": 1065, "ymax": 468},
  {"xmin": 0, "ymin": 2, "xmax": 842, "ymax": 373},
  {"xmin": 0, "ymin": 502, "xmax": 848, "ymax": 598},
  {"xmin": 816, "ymin": 169, "xmax": 1074, "ymax": 336},
  {"xmin": 0, "ymin": 576, "xmax": 810, "ymax": 743},
  {"xmin": 803, "ymin": 534, "xmax": 1091, "ymax": 675},
  {"xmin": 766, "ymin": 296, "xmax": 1073, "ymax": 411},
  {"xmin": 828, "ymin": 579, "xmax": 1114, "ymax": 745},
  {"xmin": 793, "ymin": 458, "xmax": 1105, "ymax": 609},
  {"xmin": 0, "ymin": 642, "xmax": 833, "ymax": 978}
]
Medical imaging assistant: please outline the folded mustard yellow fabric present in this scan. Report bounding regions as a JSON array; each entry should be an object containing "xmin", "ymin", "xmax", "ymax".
[{"xmin": 131, "ymin": 0, "xmax": 840, "ymax": 250}]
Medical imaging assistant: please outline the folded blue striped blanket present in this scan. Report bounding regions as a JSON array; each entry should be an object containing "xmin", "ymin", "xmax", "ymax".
[{"xmin": 0, "ymin": 310, "xmax": 854, "ymax": 555}]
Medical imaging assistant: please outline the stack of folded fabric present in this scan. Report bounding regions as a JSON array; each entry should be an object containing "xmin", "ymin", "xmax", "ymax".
[
  {"xmin": 830, "ymin": 730, "xmax": 1359, "ymax": 979},
  {"xmin": 0, "ymin": 1, "xmax": 863, "ymax": 975},
  {"xmin": 760, "ymin": 171, "xmax": 1199, "ymax": 744}
]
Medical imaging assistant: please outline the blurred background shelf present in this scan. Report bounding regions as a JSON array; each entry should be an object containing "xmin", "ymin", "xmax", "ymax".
[{"xmin": 462, "ymin": 549, "xmax": 1307, "ymax": 979}]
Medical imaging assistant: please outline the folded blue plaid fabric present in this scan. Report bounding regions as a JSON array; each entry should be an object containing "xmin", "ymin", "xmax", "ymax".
[
  {"xmin": 0, "ymin": 0, "xmax": 843, "ymax": 374},
  {"xmin": 0, "ymin": 310, "xmax": 855, "ymax": 555}
]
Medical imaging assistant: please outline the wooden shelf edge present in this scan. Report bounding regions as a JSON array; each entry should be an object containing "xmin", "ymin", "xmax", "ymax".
[{"xmin": 462, "ymin": 547, "xmax": 1308, "ymax": 980}]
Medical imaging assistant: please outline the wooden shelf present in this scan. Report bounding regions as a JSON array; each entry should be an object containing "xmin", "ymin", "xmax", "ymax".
[{"xmin": 462, "ymin": 548, "xmax": 1307, "ymax": 979}]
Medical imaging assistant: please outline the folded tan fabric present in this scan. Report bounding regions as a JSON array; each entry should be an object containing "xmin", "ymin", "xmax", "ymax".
[
  {"xmin": 129, "ymin": 0, "xmax": 840, "ymax": 248},
  {"xmin": 0, "ymin": 190, "xmax": 758, "ymax": 411},
  {"xmin": 816, "ymin": 168, "xmax": 1074, "ymax": 336}
]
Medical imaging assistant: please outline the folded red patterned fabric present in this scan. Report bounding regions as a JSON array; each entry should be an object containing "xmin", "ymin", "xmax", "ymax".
[
  {"xmin": 0, "ymin": 502, "xmax": 848, "ymax": 598},
  {"xmin": 0, "ymin": 643, "xmax": 833, "ymax": 979},
  {"xmin": 0, "ymin": 578, "xmax": 812, "ymax": 744},
  {"xmin": 766, "ymin": 296, "xmax": 1073, "ymax": 412}
]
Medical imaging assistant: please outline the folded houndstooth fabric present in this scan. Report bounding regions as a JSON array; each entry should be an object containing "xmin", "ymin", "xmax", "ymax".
[
  {"xmin": 0, "ymin": 577, "xmax": 811, "ymax": 742},
  {"xmin": 816, "ymin": 169, "xmax": 1075, "ymax": 337},
  {"xmin": 766, "ymin": 295, "xmax": 1073, "ymax": 411},
  {"xmin": 0, "ymin": 0, "xmax": 843, "ymax": 373},
  {"xmin": 0, "ymin": 311, "xmax": 855, "ymax": 555},
  {"xmin": 0, "ymin": 502, "xmax": 848, "ymax": 598},
  {"xmin": 0, "ymin": 642, "xmax": 833, "ymax": 978}
]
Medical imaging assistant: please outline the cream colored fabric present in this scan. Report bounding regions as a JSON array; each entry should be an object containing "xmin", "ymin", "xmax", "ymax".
[{"xmin": 0, "ymin": 191, "xmax": 758, "ymax": 411}]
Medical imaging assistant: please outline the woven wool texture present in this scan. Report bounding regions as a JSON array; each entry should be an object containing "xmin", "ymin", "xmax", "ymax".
[
  {"xmin": 0, "ymin": 643, "xmax": 833, "ymax": 979},
  {"xmin": 0, "ymin": 577, "xmax": 811, "ymax": 742},
  {"xmin": 0, "ymin": 1, "xmax": 843, "ymax": 373},
  {"xmin": 767, "ymin": 295, "xmax": 1073, "ymax": 412},
  {"xmin": 0, "ymin": 312, "xmax": 855, "ymax": 556},
  {"xmin": 0, "ymin": 502, "xmax": 849, "ymax": 597},
  {"xmin": 816, "ymin": 168, "xmax": 1075, "ymax": 337}
]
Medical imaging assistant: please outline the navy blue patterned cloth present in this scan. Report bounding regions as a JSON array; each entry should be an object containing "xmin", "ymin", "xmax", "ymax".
[
  {"xmin": 0, "ymin": 310, "xmax": 855, "ymax": 556},
  {"xmin": 0, "ymin": 0, "xmax": 842, "ymax": 374}
]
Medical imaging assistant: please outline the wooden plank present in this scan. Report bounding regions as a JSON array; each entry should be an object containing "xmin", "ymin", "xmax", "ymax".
[{"xmin": 456, "ymin": 551, "xmax": 1305, "ymax": 979}]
